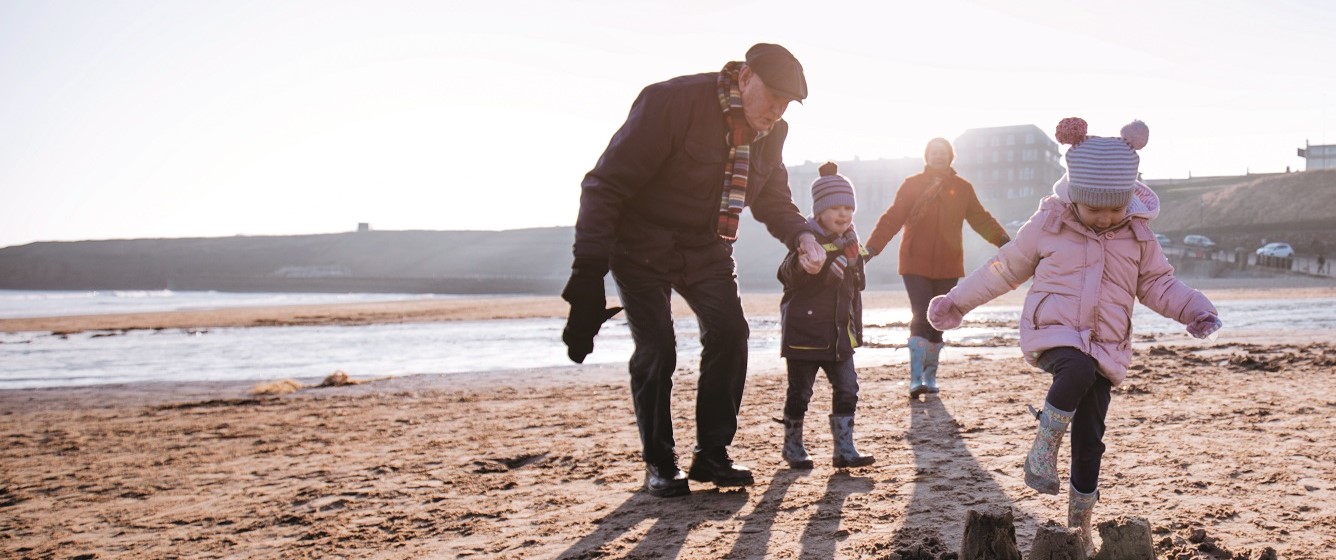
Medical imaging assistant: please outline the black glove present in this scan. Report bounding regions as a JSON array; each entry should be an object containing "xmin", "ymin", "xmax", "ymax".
[{"xmin": 561, "ymin": 257, "xmax": 622, "ymax": 363}]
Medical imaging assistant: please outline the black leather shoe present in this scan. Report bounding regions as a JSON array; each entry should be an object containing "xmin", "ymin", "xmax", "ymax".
[
  {"xmin": 644, "ymin": 463, "xmax": 689, "ymax": 498},
  {"xmin": 687, "ymin": 446, "xmax": 754, "ymax": 487}
]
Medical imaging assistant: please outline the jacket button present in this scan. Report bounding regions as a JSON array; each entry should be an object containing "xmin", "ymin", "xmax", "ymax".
[{"xmin": 1105, "ymin": 232, "xmax": 1115, "ymax": 239}]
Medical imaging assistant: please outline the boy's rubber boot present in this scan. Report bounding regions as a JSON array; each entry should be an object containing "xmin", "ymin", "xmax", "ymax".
[
  {"xmin": 907, "ymin": 336, "xmax": 930, "ymax": 397},
  {"xmin": 782, "ymin": 416, "xmax": 814, "ymax": 469},
  {"xmin": 1023, "ymin": 401, "xmax": 1074, "ymax": 495},
  {"xmin": 922, "ymin": 340, "xmax": 944, "ymax": 393},
  {"xmin": 1068, "ymin": 483, "xmax": 1099, "ymax": 556},
  {"xmin": 829, "ymin": 414, "xmax": 875, "ymax": 468}
]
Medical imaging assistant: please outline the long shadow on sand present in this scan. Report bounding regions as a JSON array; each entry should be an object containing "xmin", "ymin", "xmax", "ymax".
[
  {"xmin": 892, "ymin": 395, "xmax": 1032, "ymax": 551},
  {"xmin": 719, "ymin": 467, "xmax": 874, "ymax": 558},
  {"xmin": 722, "ymin": 468, "xmax": 806, "ymax": 557},
  {"xmin": 556, "ymin": 486, "xmax": 748, "ymax": 559},
  {"xmin": 799, "ymin": 470, "xmax": 876, "ymax": 558}
]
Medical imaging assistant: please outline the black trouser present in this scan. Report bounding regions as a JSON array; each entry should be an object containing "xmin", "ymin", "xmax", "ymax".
[
  {"xmin": 903, "ymin": 274, "xmax": 958, "ymax": 342},
  {"xmin": 784, "ymin": 358, "xmax": 859, "ymax": 418},
  {"xmin": 1038, "ymin": 347, "xmax": 1111, "ymax": 495},
  {"xmin": 612, "ymin": 261, "xmax": 750, "ymax": 468}
]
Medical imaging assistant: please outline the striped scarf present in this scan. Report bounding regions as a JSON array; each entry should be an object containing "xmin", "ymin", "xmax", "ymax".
[
  {"xmin": 715, "ymin": 61, "xmax": 769, "ymax": 240},
  {"xmin": 808, "ymin": 217, "xmax": 863, "ymax": 284}
]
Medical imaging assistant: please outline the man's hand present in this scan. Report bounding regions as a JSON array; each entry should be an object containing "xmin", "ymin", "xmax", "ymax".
[
  {"xmin": 797, "ymin": 233, "xmax": 825, "ymax": 275},
  {"xmin": 561, "ymin": 258, "xmax": 622, "ymax": 363}
]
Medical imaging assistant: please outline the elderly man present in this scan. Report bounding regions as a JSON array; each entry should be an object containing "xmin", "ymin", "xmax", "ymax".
[{"xmin": 563, "ymin": 43, "xmax": 825, "ymax": 497}]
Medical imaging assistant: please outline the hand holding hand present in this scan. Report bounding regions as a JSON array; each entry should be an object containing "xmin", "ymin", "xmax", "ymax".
[
  {"xmin": 927, "ymin": 295, "xmax": 964, "ymax": 330},
  {"xmin": 797, "ymin": 233, "xmax": 825, "ymax": 275},
  {"xmin": 1186, "ymin": 311, "xmax": 1222, "ymax": 340}
]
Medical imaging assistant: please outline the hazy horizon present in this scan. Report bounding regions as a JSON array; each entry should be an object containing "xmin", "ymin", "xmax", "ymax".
[{"xmin": 3, "ymin": 0, "xmax": 1335, "ymax": 248}]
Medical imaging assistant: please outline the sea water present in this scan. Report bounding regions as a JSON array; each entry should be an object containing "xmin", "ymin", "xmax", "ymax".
[
  {"xmin": 0, "ymin": 289, "xmax": 449, "ymax": 319},
  {"xmin": 1, "ymin": 292, "xmax": 1332, "ymax": 390}
]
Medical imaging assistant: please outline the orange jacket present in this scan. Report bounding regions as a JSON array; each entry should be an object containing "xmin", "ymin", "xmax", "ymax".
[{"xmin": 866, "ymin": 168, "xmax": 1008, "ymax": 279}]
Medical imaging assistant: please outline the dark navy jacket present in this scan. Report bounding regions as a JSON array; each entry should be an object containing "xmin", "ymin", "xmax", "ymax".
[{"xmin": 573, "ymin": 72, "xmax": 812, "ymax": 282}]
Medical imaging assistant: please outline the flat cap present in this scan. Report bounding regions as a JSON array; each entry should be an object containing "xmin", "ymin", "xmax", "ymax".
[{"xmin": 745, "ymin": 43, "xmax": 807, "ymax": 102}]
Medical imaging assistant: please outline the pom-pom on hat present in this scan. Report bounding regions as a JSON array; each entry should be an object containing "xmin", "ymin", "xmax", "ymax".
[
  {"xmin": 1058, "ymin": 117, "xmax": 1149, "ymax": 208},
  {"xmin": 811, "ymin": 161, "xmax": 856, "ymax": 215}
]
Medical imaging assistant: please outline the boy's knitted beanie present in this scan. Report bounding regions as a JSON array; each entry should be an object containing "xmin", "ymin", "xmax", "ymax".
[
  {"xmin": 1056, "ymin": 117, "xmax": 1149, "ymax": 208},
  {"xmin": 811, "ymin": 161, "xmax": 856, "ymax": 215}
]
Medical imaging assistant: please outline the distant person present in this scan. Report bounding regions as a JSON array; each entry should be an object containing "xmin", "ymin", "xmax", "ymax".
[
  {"xmin": 777, "ymin": 162, "xmax": 875, "ymax": 470},
  {"xmin": 865, "ymin": 137, "xmax": 1010, "ymax": 397},
  {"xmin": 1319, "ymin": 252, "xmax": 1327, "ymax": 274},
  {"xmin": 926, "ymin": 118, "xmax": 1221, "ymax": 553},
  {"xmin": 562, "ymin": 43, "xmax": 825, "ymax": 498}
]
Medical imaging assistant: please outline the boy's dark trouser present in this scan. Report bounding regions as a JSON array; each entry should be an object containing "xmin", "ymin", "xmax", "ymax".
[
  {"xmin": 613, "ymin": 261, "xmax": 749, "ymax": 468},
  {"xmin": 1038, "ymin": 347, "xmax": 1112, "ymax": 495},
  {"xmin": 903, "ymin": 274, "xmax": 959, "ymax": 342},
  {"xmin": 784, "ymin": 358, "xmax": 859, "ymax": 418}
]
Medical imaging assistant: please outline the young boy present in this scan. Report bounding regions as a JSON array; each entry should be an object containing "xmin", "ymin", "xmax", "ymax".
[{"xmin": 777, "ymin": 162, "xmax": 875, "ymax": 469}]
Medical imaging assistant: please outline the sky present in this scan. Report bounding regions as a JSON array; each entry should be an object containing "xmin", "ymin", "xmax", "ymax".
[{"xmin": 2, "ymin": 0, "xmax": 1334, "ymax": 248}]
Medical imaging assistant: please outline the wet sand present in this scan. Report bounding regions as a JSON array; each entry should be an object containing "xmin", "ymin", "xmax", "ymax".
[{"xmin": 2, "ymin": 280, "xmax": 1334, "ymax": 558}]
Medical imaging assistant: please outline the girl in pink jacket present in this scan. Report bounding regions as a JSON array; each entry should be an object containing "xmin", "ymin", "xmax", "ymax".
[{"xmin": 926, "ymin": 118, "xmax": 1221, "ymax": 553}]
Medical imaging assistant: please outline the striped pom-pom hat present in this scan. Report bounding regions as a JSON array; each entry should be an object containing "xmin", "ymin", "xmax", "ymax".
[
  {"xmin": 811, "ymin": 161, "xmax": 856, "ymax": 215},
  {"xmin": 1056, "ymin": 117, "xmax": 1149, "ymax": 208}
]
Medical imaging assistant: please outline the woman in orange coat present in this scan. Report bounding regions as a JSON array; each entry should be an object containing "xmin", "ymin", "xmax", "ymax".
[{"xmin": 866, "ymin": 137, "xmax": 1009, "ymax": 397}]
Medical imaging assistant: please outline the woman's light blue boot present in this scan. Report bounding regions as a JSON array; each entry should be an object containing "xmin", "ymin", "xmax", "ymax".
[
  {"xmin": 922, "ymin": 341, "xmax": 944, "ymax": 393},
  {"xmin": 907, "ymin": 336, "xmax": 930, "ymax": 397}
]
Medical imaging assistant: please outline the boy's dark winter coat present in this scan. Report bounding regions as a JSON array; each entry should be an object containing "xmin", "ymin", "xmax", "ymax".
[{"xmin": 778, "ymin": 234, "xmax": 865, "ymax": 362}]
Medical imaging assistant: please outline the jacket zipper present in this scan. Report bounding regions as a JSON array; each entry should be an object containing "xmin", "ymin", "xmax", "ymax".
[{"xmin": 833, "ymin": 267, "xmax": 843, "ymax": 362}]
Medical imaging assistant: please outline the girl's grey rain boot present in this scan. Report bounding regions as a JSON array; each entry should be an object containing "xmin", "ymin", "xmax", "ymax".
[
  {"xmin": 922, "ymin": 340, "xmax": 944, "ymax": 393},
  {"xmin": 829, "ymin": 414, "xmax": 875, "ymax": 468},
  {"xmin": 907, "ymin": 336, "xmax": 930, "ymax": 397},
  {"xmin": 1068, "ymin": 483, "xmax": 1099, "ymax": 556},
  {"xmin": 782, "ymin": 416, "xmax": 814, "ymax": 469},
  {"xmin": 1023, "ymin": 401, "xmax": 1074, "ymax": 495}
]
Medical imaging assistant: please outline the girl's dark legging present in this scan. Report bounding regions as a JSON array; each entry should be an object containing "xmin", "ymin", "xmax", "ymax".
[
  {"xmin": 903, "ymin": 274, "xmax": 958, "ymax": 342},
  {"xmin": 1038, "ymin": 346, "xmax": 1111, "ymax": 495}
]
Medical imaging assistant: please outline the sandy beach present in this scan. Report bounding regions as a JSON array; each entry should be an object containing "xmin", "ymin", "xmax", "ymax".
[{"xmin": 2, "ymin": 279, "xmax": 1334, "ymax": 558}]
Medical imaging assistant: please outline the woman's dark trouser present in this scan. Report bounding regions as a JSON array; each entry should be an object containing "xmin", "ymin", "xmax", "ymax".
[
  {"xmin": 784, "ymin": 358, "xmax": 860, "ymax": 419},
  {"xmin": 903, "ymin": 274, "xmax": 959, "ymax": 342},
  {"xmin": 1038, "ymin": 346, "xmax": 1112, "ymax": 495},
  {"xmin": 612, "ymin": 262, "xmax": 750, "ymax": 468}
]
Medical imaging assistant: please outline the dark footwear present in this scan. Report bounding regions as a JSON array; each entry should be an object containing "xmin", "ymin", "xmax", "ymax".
[
  {"xmin": 687, "ymin": 447, "xmax": 754, "ymax": 487},
  {"xmin": 643, "ymin": 462, "xmax": 689, "ymax": 498}
]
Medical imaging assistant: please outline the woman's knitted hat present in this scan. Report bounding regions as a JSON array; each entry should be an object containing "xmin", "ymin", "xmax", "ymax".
[
  {"xmin": 1056, "ymin": 117, "xmax": 1149, "ymax": 208},
  {"xmin": 811, "ymin": 161, "xmax": 856, "ymax": 215}
]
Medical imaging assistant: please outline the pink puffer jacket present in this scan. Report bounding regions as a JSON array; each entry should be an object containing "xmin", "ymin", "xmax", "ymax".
[{"xmin": 939, "ymin": 179, "xmax": 1215, "ymax": 385}]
